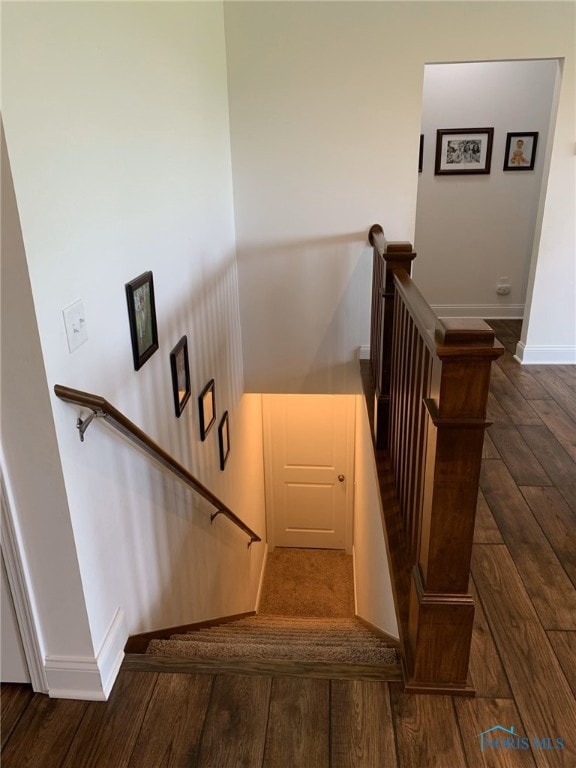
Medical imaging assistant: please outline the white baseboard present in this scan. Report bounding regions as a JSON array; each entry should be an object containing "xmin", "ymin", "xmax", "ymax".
[
  {"xmin": 352, "ymin": 545, "xmax": 359, "ymax": 616},
  {"xmin": 515, "ymin": 342, "xmax": 576, "ymax": 365},
  {"xmin": 255, "ymin": 543, "xmax": 269, "ymax": 613},
  {"xmin": 45, "ymin": 607, "xmax": 126, "ymax": 700},
  {"xmin": 432, "ymin": 304, "xmax": 525, "ymax": 319},
  {"xmin": 352, "ymin": 546, "xmax": 399, "ymax": 642},
  {"xmin": 96, "ymin": 607, "xmax": 127, "ymax": 697}
]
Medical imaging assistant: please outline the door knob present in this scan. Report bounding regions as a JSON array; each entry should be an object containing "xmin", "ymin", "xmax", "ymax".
[{"xmin": 338, "ymin": 474, "xmax": 345, "ymax": 482}]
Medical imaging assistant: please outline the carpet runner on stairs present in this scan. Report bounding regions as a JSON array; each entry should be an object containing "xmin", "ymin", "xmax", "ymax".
[{"xmin": 145, "ymin": 615, "xmax": 399, "ymax": 666}]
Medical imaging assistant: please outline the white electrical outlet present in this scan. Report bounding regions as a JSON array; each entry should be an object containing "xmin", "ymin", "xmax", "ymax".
[
  {"xmin": 63, "ymin": 300, "xmax": 88, "ymax": 352},
  {"xmin": 496, "ymin": 278, "xmax": 511, "ymax": 296}
]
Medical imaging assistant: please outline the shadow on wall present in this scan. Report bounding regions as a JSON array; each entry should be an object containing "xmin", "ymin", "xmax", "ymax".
[
  {"xmin": 157, "ymin": 251, "xmax": 243, "ymax": 464},
  {"xmin": 236, "ymin": 230, "xmax": 372, "ymax": 394}
]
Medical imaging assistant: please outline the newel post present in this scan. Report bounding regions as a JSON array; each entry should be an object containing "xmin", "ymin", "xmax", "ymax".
[
  {"xmin": 368, "ymin": 224, "xmax": 416, "ymax": 449},
  {"xmin": 405, "ymin": 319, "xmax": 504, "ymax": 693}
]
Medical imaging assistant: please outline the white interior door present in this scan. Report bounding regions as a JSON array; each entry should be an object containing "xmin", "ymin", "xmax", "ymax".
[{"xmin": 263, "ymin": 394, "xmax": 355, "ymax": 551}]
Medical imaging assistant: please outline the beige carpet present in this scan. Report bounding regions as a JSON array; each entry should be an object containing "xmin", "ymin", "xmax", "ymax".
[
  {"xmin": 145, "ymin": 549, "xmax": 400, "ymax": 667},
  {"xmin": 146, "ymin": 616, "xmax": 399, "ymax": 665},
  {"xmin": 258, "ymin": 548, "xmax": 355, "ymax": 618}
]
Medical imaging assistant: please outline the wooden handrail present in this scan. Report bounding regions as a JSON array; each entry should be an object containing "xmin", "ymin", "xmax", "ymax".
[
  {"xmin": 368, "ymin": 225, "xmax": 417, "ymax": 449},
  {"xmin": 367, "ymin": 224, "xmax": 504, "ymax": 695},
  {"xmin": 53, "ymin": 384, "xmax": 261, "ymax": 547},
  {"xmin": 393, "ymin": 271, "xmax": 437, "ymax": 348}
]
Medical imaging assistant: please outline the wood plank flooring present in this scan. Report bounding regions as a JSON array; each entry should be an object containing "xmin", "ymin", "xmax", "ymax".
[{"xmin": 2, "ymin": 320, "xmax": 575, "ymax": 767}]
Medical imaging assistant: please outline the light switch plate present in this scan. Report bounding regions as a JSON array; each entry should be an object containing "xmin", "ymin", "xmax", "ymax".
[{"xmin": 63, "ymin": 300, "xmax": 88, "ymax": 352}]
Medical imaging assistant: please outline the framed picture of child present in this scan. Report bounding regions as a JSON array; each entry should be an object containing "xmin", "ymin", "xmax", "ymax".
[{"xmin": 503, "ymin": 132, "xmax": 538, "ymax": 171}]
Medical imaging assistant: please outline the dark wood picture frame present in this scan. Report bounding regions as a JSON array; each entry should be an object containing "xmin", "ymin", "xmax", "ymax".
[
  {"xmin": 503, "ymin": 132, "xmax": 538, "ymax": 171},
  {"xmin": 434, "ymin": 128, "xmax": 494, "ymax": 175},
  {"xmin": 419, "ymin": 134, "xmax": 424, "ymax": 173},
  {"xmin": 125, "ymin": 271, "xmax": 159, "ymax": 370},
  {"xmin": 198, "ymin": 379, "xmax": 216, "ymax": 441},
  {"xmin": 218, "ymin": 411, "xmax": 230, "ymax": 470},
  {"xmin": 169, "ymin": 336, "xmax": 191, "ymax": 418}
]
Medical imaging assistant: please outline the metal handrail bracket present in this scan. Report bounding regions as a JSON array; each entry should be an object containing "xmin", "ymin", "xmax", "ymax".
[{"xmin": 76, "ymin": 411, "xmax": 100, "ymax": 442}]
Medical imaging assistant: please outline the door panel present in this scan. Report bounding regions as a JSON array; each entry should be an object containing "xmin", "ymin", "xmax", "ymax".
[
  {"xmin": 263, "ymin": 394, "xmax": 355, "ymax": 550},
  {"xmin": 285, "ymin": 483, "xmax": 335, "ymax": 531}
]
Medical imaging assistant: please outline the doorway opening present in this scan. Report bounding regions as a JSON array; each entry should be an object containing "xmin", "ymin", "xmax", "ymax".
[
  {"xmin": 259, "ymin": 392, "xmax": 398, "ymax": 638},
  {"xmin": 414, "ymin": 59, "xmax": 561, "ymax": 359}
]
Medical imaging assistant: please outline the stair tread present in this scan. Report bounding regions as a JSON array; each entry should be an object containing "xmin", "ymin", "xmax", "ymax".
[
  {"xmin": 173, "ymin": 623, "xmax": 380, "ymax": 638},
  {"xmin": 167, "ymin": 632, "xmax": 385, "ymax": 645},
  {"xmin": 219, "ymin": 617, "xmax": 381, "ymax": 632},
  {"xmin": 144, "ymin": 614, "xmax": 399, "ymax": 666},
  {"xmin": 146, "ymin": 638, "xmax": 399, "ymax": 664}
]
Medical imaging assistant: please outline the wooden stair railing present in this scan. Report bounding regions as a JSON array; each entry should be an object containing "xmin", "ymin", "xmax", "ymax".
[
  {"xmin": 54, "ymin": 385, "xmax": 261, "ymax": 547},
  {"xmin": 368, "ymin": 224, "xmax": 503, "ymax": 694}
]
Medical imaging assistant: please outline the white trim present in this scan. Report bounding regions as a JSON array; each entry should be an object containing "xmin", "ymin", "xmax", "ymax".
[
  {"xmin": 254, "ymin": 543, "xmax": 269, "ymax": 613},
  {"xmin": 261, "ymin": 396, "xmax": 276, "ymax": 553},
  {"xmin": 1, "ymin": 551, "xmax": 30, "ymax": 683},
  {"xmin": 358, "ymin": 345, "xmax": 371, "ymax": 360},
  {"xmin": 344, "ymin": 395, "xmax": 356, "ymax": 556},
  {"xmin": 515, "ymin": 342, "xmax": 576, "ymax": 365},
  {"xmin": 45, "ymin": 607, "xmax": 126, "ymax": 700},
  {"xmin": 0, "ymin": 461, "xmax": 48, "ymax": 693},
  {"xmin": 352, "ymin": 543, "xmax": 359, "ymax": 617},
  {"xmin": 44, "ymin": 658, "xmax": 107, "ymax": 701},
  {"xmin": 94, "ymin": 607, "xmax": 127, "ymax": 698},
  {"xmin": 432, "ymin": 304, "xmax": 524, "ymax": 319}
]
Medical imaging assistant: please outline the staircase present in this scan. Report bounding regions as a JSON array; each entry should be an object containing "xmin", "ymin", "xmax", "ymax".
[
  {"xmin": 124, "ymin": 615, "xmax": 401, "ymax": 682},
  {"xmin": 123, "ymin": 549, "xmax": 401, "ymax": 681}
]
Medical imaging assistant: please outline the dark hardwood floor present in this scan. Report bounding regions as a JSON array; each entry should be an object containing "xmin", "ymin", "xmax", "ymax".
[{"xmin": 2, "ymin": 320, "xmax": 575, "ymax": 767}]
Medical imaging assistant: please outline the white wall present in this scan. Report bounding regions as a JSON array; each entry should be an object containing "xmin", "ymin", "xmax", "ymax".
[
  {"xmin": 2, "ymin": 123, "xmax": 96, "ymax": 695},
  {"xmin": 353, "ymin": 396, "xmax": 398, "ymax": 639},
  {"xmin": 414, "ymin": 60, "xmax": 558, "ymax": 319},
  {"xmin": 225, "ymin": 1, "xmax": 575, "ymax": 383},
  {"xmin": 2, "ymin": 2, "xmax": 266, "ymax": 697}
]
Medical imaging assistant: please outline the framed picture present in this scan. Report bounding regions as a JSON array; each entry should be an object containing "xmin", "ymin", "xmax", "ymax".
[
  {"xmin": 169, "ymin": 336, "xmax": 191, "ymax": 418},
  {"xmin": 198, "ymin": 379, "xmax": 216, "ymax": 440},
  {"xmin": 435, "ymin": 128, "xmax": 494, "ymax": 175},
  {"xmin": 419, "ymin": 134, "xmax": 424, "ymax": 173},
  {"xmin": 218, "ymin": 411, "xmax": 230, "ymax": 470},
  {"xmin": 125, "ymin": 271, "xmax": 159, "ymax": 370},
  {"xmin": 503, "ymin": 132, "xmax": 538, "ymax": 171}
]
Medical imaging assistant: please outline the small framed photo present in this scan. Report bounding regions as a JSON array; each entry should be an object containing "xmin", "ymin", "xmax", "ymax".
[
  {"xmin": 435, "ymin": 128, "xmax": 494, "ymax": 175},
  {"xmin": 419, "ymin": 134, "xmax": 424, "ymax": 173},
  {"xmin": 218, "ymin": 411, "xmax": 230, "ymax": 470},
  {"xmin": 503, "ymin": 132, "xmax": 538, "ymax": 171},
  {"xmin": 198, "ymin": 379, "xmax": 216, "ymax": 440},
  {"xmin": 169, "ymin": 336, "xmax": 191, "ymax": 418},
  {"xmin": 125, "ymin": 271, "xmax": 159, "ymax": 370}
]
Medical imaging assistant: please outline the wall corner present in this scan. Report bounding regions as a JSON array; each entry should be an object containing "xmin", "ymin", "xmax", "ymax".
[{"xmin": 45, "ymin": 607, "xmax": 127, "ymax": 700}]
